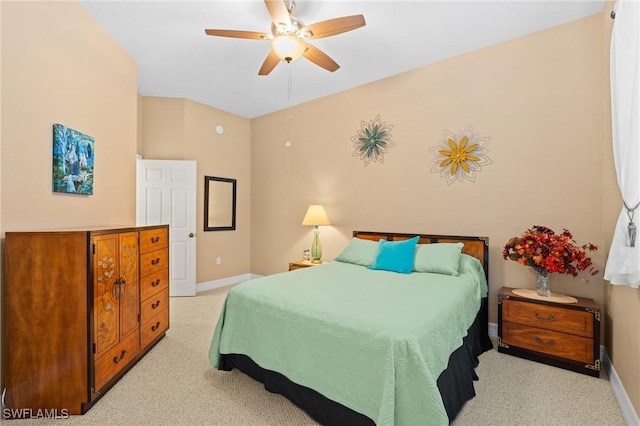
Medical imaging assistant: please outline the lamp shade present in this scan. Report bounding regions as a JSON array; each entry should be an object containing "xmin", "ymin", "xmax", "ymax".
[
  {"xmin": 271, "ymin": 35, "xmax": 307, "ymax": 63},
  {"xmin": 302, "ymin": 205, "xmax": 330, "ymax": 226}
]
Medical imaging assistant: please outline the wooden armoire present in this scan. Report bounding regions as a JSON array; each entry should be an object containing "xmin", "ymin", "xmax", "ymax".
[{"xmin": 2, "ymin": 225, "xmax": 170, "ymax": 418}]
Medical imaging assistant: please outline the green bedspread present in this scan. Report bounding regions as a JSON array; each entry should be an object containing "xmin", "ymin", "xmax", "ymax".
[{"xmin": 209, "ymin": 255, "xmax": 487, "ymax": 426}]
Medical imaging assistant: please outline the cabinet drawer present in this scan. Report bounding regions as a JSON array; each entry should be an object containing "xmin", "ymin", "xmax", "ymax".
[
  {"xmin": 139, "ymin": 228, "xmax": 168, "ymax": 254},
  {"xmin": 141, "ymin": 310, "xmax": 169, "ymax": 349},
  {"xmin": 140, "ymin": 269, "xmax": 168, "ymax": 300},
  {"xmin": 502, "ymin": 322, "xmax": 594, "ymax": 364},
  {"xmin": 502, "ymin": 299, "xmax": 593, "ymax": 338},
  {"xmin": 94, "ymin": 330, "xmax": 140, "ymax": 391},
  {"xmin": 140, "ymin": 248, "xmax": 168, "ymax": 277},
  {"xmin": 141, "ymin": 288, "xmax": 169, "ymax": 325}
]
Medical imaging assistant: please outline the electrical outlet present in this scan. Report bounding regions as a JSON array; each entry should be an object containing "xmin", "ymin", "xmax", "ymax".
[{"xmin": 216, "ymin": 257, "xmax": 221, "ymax": 265}]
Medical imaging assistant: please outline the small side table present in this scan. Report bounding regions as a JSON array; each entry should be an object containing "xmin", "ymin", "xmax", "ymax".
[
  {"xmin": 498, "ymin": 286, "xmax": 600, "ymax": 377},
  {"xmin": 288, "ymin": 260, "xmax": 323, "ymax": 271}
]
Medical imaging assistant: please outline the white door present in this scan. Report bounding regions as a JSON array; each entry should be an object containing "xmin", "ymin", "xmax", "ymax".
[{"xmin": 137, "ymin": 159, "xmax": 197, "ymax": 296}]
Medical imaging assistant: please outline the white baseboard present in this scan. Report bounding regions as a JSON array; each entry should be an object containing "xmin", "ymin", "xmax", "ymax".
[
  {"xmin": 196, "ymin": 273, "xmax": 261, "ymax": 293},
  {"xmin": 490, "ymin": 321, "xmax": 638, "ymax": 425},
  {"xmin": 488, "ymin": 321, "xmax": 497, "ymax": 338},
  {"xmin": 601, "ymin": 347, "xmax": 640, "ymax": 426}
]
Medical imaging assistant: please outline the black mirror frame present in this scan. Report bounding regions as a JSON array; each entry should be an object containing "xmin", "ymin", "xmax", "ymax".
[{"xmin": 204, "ymin": 176, "xmax": 236, "ymax": 231}]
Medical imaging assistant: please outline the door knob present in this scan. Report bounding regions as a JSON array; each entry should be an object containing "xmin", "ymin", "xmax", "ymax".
[{"xmin": 189, "ymin": 233, "xmax": 195, "ymax": 238}]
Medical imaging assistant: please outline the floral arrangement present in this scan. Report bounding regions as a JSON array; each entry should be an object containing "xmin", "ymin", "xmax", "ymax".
[{"xmin": 503, "ymin": 225, "xmax": 599, "ymax": 279}]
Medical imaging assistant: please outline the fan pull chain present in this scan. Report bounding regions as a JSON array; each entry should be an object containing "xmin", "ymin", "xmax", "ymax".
[
  {"xmin": 288, "ymin": 70, "xmax": 294, "ymax": 125},
  {"xmin": 284, "ymin": 70, "xmax": 293, "ymax": 148}
]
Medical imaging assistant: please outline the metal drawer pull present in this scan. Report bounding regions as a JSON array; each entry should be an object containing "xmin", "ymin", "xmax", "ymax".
[
  {"xmin": 151, "ymin": 279, "xmax": 161, "ymax": 287},
  {"xmin": 111, "ymin": 278, "xmax": 126, "ymax": 300},
  {"xmin": 113, "ymin": 350, "xmax": 127, "ymax": 364},
  {"xmin": 151, "ymin": 322, "xmax": 161, "ymax": 332},
  {"xmin": 151, "ymin": 300, "xmax": 161, "ymax": 309},
  {"xmin": 151, "ymin": 258, "xmax": 160, "ymax": 265},
  {"xmin": 151, "ymin": 237, "xmax": 160, "ymax": 243},
  {"xmin": 534, "ymin": 336, "xmax": 555, "ymax": 346},
  {"xmin": 535, "ymin": 313, "xmax": 555, "ymax": 322}
]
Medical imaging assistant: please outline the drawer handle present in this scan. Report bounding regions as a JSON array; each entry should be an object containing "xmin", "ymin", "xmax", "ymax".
[
  {"xmin": 151, "ymin": 258, "xmax": 160, "ymax": 265},
  {"xmin": 111, "ymin": 278, "xmax": 126, "ymax": 300},
  {"xmin": 151, "ymin": 300, "xmax": 161, "ymax": 309},
  {"xmin": 151, "ymin": 237, "xmax": 160, "ymax": 244},
  {"xmin": 151, "ymin": 321, "xmax": 161, "ymax": 332},
  {"xmin": 534, "ymin": 336, "xmax": 555, "ymax": 346},
  {"xmin": 151, "ymin": 279, "xmax": 161, "ymax": 287},
  {"xmin": 535, "ymin": 313, "xmax": 555, "ymax": 322},
  {"xmin": 113, "ymin": 350, "xmax": 127, "ymax": 364}
]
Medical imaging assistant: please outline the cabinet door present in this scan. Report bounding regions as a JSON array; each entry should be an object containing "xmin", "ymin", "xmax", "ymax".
[
  {"xmin": 93, "ymin": 234, "xmax": 120, "ymax": 356},
  {"xmin": 119, "ymin": 232, "xmax": 139, "ymax": 338}
]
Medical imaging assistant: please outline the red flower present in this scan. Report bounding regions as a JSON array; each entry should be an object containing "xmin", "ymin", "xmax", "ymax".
[{"xmin": 503, "ymin": 225, "xmax": 599, "ymax": 280}]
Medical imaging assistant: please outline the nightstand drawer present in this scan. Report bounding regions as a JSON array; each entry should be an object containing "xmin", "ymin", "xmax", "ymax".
[
  {"xmin": 502, "ymin": 322, "xmax": 594, "ymax": 364},
  {"xmin": 498, "ymin": 287, "xmax": 600, "ymax": 377},
  {"xmin": 502, "ymin": 299, "xmax": 593, "ymax": 338}
]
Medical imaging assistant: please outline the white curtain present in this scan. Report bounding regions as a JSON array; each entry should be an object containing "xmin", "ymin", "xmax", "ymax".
[{"xmin": 604, "ymin": 0, "xmax": 640, "ymax": 287}]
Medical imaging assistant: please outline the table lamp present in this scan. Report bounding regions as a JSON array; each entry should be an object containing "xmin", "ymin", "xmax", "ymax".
[{"xmin": 301, "ymin": 205, "xmax": 331, "ymax": 263}]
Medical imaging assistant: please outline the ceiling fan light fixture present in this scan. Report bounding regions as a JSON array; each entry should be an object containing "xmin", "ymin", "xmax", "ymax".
[
  {"xmin": 205, "ymin": 1, "xmax": 366, "ymax": 75},
  {"xmin": 271, "ymin": 35, "xmax": 307, "ymax": 63}
]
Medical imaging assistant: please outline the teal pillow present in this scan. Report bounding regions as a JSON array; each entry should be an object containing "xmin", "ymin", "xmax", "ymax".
[
  {"xmin": 413, "ymin": 242, "xmax": 464, "ymax": 276},
  {"xmin": 334, "ymin": 237, "xmax": 380, "ymax": 267},
  {"xmin": 368, "ymin": 236, "xmax": 420, "ymax": 274}
]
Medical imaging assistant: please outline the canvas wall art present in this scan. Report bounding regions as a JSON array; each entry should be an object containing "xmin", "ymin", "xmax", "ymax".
[{"xmin": 53, "ymin": 123, "xmax": 94, "ymax": 195}]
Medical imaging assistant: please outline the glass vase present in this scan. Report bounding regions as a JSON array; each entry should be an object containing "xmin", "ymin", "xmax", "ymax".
[{"xmin": 535, "ymin": 269, "xmax": 551, "ymax": 297}]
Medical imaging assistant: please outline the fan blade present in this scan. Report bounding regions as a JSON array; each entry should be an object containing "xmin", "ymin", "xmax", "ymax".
[
  {"xmin": 303, "ymin": 15, "xmax": 366, "ymax": 39},
  {"xmin": 264, "ymin": 0, "xmax": 291, "ymax": 26},
  {"xmin": 303, "ymin": 44, "xmax": 339, "ymax": 72},
  {"xmin": 205, "ymin": 29, "xmax": 269, "ymax": 40},
  {"xmin": 259, "ymin": 50, "xmax": 281, "ymax": 75}
]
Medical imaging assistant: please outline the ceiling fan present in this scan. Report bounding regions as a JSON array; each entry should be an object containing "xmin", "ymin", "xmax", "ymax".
[{"xmin": 205, "ymin": 0, "xmax": 366, "ymax": 76}]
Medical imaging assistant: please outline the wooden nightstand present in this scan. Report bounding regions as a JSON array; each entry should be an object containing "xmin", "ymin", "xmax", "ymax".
[
  {"xmin": 288, "ymin": 260, "xmax": 323, "ymax": 271},
  {"xmin": 498, "ymin": 287, "xmax": 600, "ymax": 377}
]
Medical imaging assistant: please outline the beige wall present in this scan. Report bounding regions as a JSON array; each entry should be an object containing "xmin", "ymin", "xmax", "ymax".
[
  {"xmin": 140, "ymin": 97, "xmax": 251, "ymax": 283},
  {"xmin": 601, "ymin": 1, "xmax": 640, "ymax": 415},
  {"xmin": 1, "ymin": 0, "xmax": 137, "ymax": 391},
  {"xmin": 1, "ymin": 1, "xmax": 138, "ymax": 231},
  {"xmin": 137, "ymin": 93, "xmax": 144, "ymax": 156},
  {"xmin": 251, "ymin": 14, "xmax": 606, "ymax": 312}
]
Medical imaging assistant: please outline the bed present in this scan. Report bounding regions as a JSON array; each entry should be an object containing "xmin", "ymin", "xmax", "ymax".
[{"xmin": 209, "ymin": 231, "xmax": 493, "ymax": 425}]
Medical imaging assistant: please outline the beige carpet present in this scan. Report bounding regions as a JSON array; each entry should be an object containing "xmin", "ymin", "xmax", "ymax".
[{"xmin": 13, "ymin": 285, "xmax": 625, "ymax": 425}]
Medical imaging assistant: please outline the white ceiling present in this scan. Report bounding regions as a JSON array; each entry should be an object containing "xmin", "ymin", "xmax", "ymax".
[{"xmin": 78, "ymin": 1, "xmax": 606, "ymax": 119}]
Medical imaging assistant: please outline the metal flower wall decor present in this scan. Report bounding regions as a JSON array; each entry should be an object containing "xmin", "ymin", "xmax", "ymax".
[
  {"xmin": 430, "ymin": 126, "xmax": 492, "ymax": 185},
  {"xmin": 351, "ymin": 115, "xmax": 395, "ymax": 166}
]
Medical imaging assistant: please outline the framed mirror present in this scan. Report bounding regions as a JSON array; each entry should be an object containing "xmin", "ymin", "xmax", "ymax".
[{"xmin": 204, "ymin": 176, "xmax": 236, "ymax": 231}]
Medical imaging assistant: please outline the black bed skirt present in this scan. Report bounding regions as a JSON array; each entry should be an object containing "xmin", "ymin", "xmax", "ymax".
[{"xmin": 219, "ymin": 297, "xmax": 493, "ymax": 425}]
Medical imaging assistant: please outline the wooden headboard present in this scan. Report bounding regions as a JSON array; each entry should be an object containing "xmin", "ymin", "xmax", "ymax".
[{"xmin": 352, "ymin": 231, "xmax": 489, "ymax": 282}]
